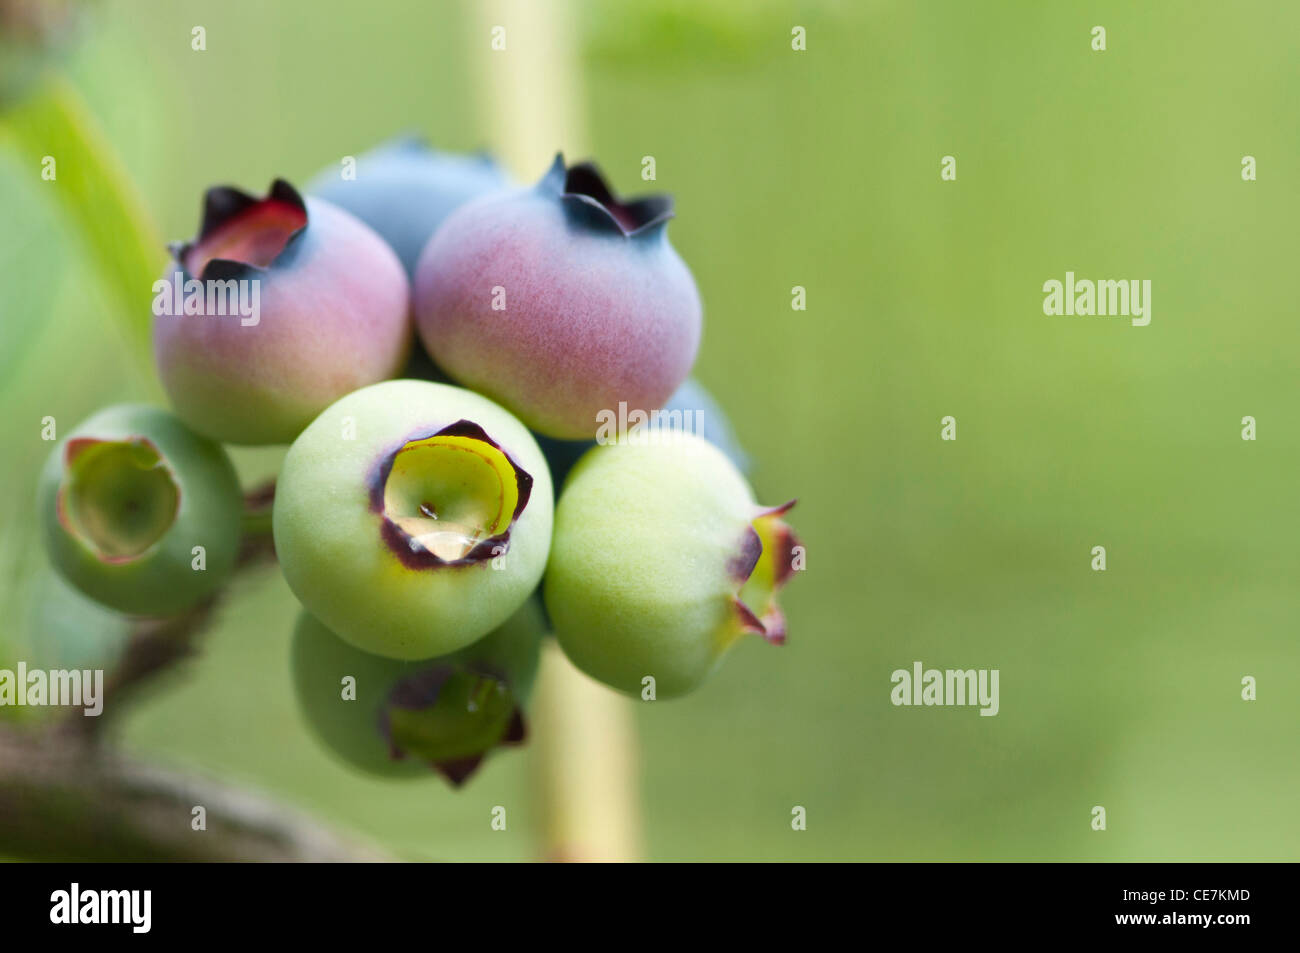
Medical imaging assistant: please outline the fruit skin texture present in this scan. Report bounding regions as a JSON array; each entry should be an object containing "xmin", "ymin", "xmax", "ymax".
[
  {"xmin": 291, "ymin": 598, "xmax": 544, "ymax": 783},
  {"xmin": 306, "ymin": 137, "xmax": 510, "ymax": 278},
  {"xmin": 153, "ymin": 179, "xmax": 411, "ymax": 446},
  {"xmin": 545, "ymin": 432, "xmax": 798, "ymax": 698},
  {"xmin": 37, "ymin": 404, "xmax": 242, "ymax": 616},
  {"xmin": 273, "ymin": 379, "xmax": 554, "ymax": 660},
  {"xmin": 413, "ymin": 155, "xmax": 702, "ymax": 440}
]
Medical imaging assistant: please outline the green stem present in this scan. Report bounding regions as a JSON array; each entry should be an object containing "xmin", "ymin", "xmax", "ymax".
[{"xmin": 240, "ymin": 479, "xmax": 277, "ymax": 550}]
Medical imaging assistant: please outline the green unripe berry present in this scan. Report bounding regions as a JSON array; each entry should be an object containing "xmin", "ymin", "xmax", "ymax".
[
  {"xmin": 290, "ymin": 598, "xmax": 545, "ymax": 784},
  {"xmin": 37, "ymin": 404, "xmax": 242, "ymax": 616},
  {"xmin": 544, "ymin": 432, "xmax": 800, "ymax": 698},
  {"xmin": 273, "ymin": 380, "xmax": 554, "ymax": 660}
]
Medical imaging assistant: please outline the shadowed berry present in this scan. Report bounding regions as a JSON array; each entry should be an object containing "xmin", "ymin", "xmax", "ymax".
[
  {"xmin": 660, "ymin": 377, "xmax": 750, "ymax": 474},
  {"xmin": 291, "ymin": 597, "xmax": 544, "ymax": 784},
  {"xmin": 413, "ymin": 154, "xmax": 702, "ymax": 440},
  {"xmin": 37, "ymin": 404, "xmax": 242, "ymax": 616},
  {"xmin": 531, "ymin": 431, "xmax": 594, "ymax": 498},
  {"xmin": 152, "ymin": 179, "xmax": 411, "ymax": 445},
  {"xmin": 273, "ymin": 379, "xmax": 554, "ymax": 660}
]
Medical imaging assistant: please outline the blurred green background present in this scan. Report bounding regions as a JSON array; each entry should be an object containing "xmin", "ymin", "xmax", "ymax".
[{"xmin": 2, "ymin": 0, "xmax": 1298, "ymax": 860}]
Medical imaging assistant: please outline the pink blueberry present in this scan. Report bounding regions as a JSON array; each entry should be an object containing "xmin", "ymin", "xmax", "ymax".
[
  {"xmin": 413, "ymin": 155, "xmax": 702, "ymax": 440},
  {"xmin": 152, "ymin": 179, "xmax": 411, "ymax": 445}
]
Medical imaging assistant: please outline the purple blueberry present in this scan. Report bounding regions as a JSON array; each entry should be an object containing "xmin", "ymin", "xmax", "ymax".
[
  {"xmin": 306, "ymin": 137, "xmax": 510, "ymax": 278},
  {"xmin": 152, "ymin": 179, "xmax": 411, "ymax": 445},
  {"xmin": 413, "ymin": 155, "xmax": 702, "ymax": 440}
]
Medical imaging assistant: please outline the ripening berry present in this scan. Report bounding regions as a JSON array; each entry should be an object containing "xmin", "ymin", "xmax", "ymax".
[
  {"xmin": 306, "ymin": 137, "xmax": 510, "ymax": 277},
  {"xmin": 544, "ymin": 432, "xmax": 799, "ymax": 698},
  {"xmin": 152, "ymin": 179, "xmax": 411, "ymax": 445},
  {"xmin": 413, "ymin": 155, "xmax": 701, "ymax": 440}
]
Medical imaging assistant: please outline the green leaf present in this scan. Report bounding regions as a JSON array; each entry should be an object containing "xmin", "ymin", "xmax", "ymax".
[{"xmin": 0, "ymin": 74, "xmax": 162, "ymax": 358}]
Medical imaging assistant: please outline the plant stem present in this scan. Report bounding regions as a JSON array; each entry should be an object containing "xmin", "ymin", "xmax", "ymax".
[
  {"xmin": 0, "ymin": 728, "xmax": 391, "ymax": 861},
  {"xmin": 532, "ymin": 643, "xmax": 643, "ymax": 861},
  {"xmin": 238, "ymin": 479, "xmax": 278, "ymax": 563}
]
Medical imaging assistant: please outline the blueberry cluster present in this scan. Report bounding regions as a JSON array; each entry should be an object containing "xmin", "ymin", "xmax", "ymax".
[{"xmin": 37, "ymin": 139, "xmax": 801, "ymax": 785}]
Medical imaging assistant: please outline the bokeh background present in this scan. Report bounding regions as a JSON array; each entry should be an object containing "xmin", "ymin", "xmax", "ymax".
[{"xmin": 2, "ymin": 0, "xmax": 1298, "ymax": 860}]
